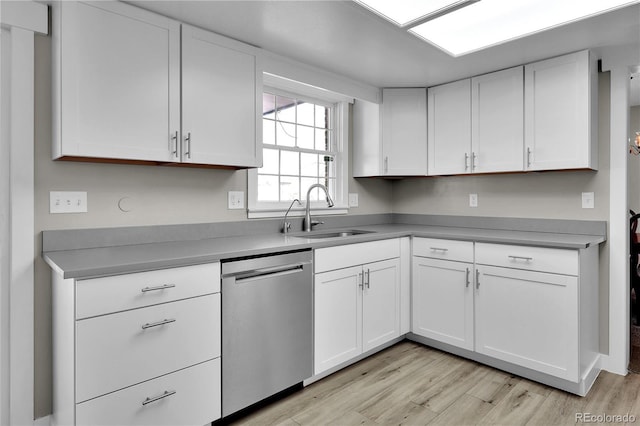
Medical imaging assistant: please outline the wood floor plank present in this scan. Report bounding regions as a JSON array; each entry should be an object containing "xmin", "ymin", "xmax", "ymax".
[
  {"xmin": 427, "ymin": 394, "xmax": 494, "ymax": 426},
  {"xmin": 466, "ymin": 368, "xmax": 520, "ymax": 404},
  {"xmin": 369, "ymin": 400, "xmax": 437, "ymax": 426},
  {"xmin": 477, "ymin": 381, "xmax": 547, "ymax": 425},
  {"xmin": 582, "ymin": 370, "xmax": 640, "ymax": 418},
  {"xmin": 525, "ymin": 389, "xmax": 586, "ymax": 426}
]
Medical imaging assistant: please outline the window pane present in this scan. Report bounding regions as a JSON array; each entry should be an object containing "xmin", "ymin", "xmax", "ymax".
[
  {"xmin": 280, "ymin": 150, "xmax": 299, "ymax": 176},
  {"xmin": 280, "ymin": 176, "xmax": 299, "ymax": 201},
  {"xmin": 301, "ymin": 178, "xmax": 319, "ymax": 201},
  {"xmin": 315, "ymin": 129, "xmax": 330, "ymax": 151},
  {"xmin": 263, "ymin": 119, "xmax": 275, "ymax": 145},
  {"xmin": 276, "ymin": 96, "xmax": 296, "ymax": 123},
  {"xmin": 297, "ymin": 125, "xmax": 314, "ymax": 150},
  {"xmin": 263, "ymin": 93, "xmax": 276, "ymax": 119},
  {"xmin": 297, "ymin": 102, "xmax": 315, "ymax": 127},
  {"xmin": 316, "ymin": 105, "xmax": 331, "ymax": 129},
  {"xmin": 276, "ymin": 122, "xmax": 296, "ymax": 147},
  {"xmin": 321, "ymin": 155, "xmax": 336, "ymax": 179},
  {"xmin": 257, "ymin": 175, "xmax": 279, "ymax": 201},
  {"xmin": 260, "ymin": 148, "xmax": 279, "ymax": 175},
  {"xmin": 300, "ymin": 153, "xmax": 319, "ymax": 177}
]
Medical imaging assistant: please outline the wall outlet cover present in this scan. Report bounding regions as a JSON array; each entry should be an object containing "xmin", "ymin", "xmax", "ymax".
[
  {"xmin": 469, "ymin": 193, "xmax": 478, "ymax": 208},
  {"xmin": 50, "ymin": 191, "xmax": 88, "ymax": 214},
  {"xmin": 582, "ymin": 192, "xmax": 595, "ymax": 209},
  {"xmin": 228, "ymin": 191, "xmax": 245, "ymax": 209},
  {"xmin": 348, "ymin": 193, "xmax": 359, "ymax": 207}
]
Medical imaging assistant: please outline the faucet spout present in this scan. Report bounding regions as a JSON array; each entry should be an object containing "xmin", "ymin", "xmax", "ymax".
[{"xmin": 304, "ymin": 184, "xmax": 334, "ymax": 232}]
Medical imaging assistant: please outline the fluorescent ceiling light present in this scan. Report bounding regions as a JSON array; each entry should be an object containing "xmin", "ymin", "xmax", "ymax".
[
  {"xmin": 409, "ymin": 0, "xmax": 639, "ymax": 57},
  {"xmin": 354, "ymin": 0, "xmax": 477, "ymax": 27}
]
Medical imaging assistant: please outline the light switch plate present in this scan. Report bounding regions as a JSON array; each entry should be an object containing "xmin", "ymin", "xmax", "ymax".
[
  {"xmin": 582, "ymin": 192, "xmax": 595, "ymax": 209},
  {"xmin": 228, "ymin": 191, "xmax": 245, "ymax": 209},
  {"xmin": 348, "ymin": 193, "xmax": 359, "ymax": 207},
  {"xmin": 469, "ymin": 193, "xmax": 478, "ymax": 208},
  {"xmin": 50, "ymin": 191, "xmax": 88, "ymax": 214}
]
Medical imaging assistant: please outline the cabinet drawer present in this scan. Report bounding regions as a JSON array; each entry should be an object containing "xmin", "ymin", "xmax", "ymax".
[
  {"xmin": 315, "ymin": 239, "xmax": 400, "ymax": 273},
  {"xmin": 413, "ymin": 238, "xmax": 474, "ymax": 263},
  {"xmin": 76, "ymin": 294, "xmax": 220, "ymax": 402},
  {"xmin": 475, "ymin": 243, "xmax": 578, "ymax": 275},
  {"xmin": 76, "ymin": 358, "xmax": 221, "ymax": 426},
  {"xmin": 76, "ymin": 262, "xmax": 220, "ymax": 319}
]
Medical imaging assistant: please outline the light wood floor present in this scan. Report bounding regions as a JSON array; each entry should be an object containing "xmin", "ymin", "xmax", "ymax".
[{"xmin": 230, "ymin": 341, "xmax": 640, "ymax": 426}]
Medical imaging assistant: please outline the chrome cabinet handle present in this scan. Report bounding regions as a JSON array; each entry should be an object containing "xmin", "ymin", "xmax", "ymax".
[
  {"xmin": 465, "ymin": 267, "xmax": 470, "ymax": 288},
  {"xmin": 141, "ymin": 283, "xmax": 175, "ymax": 293},
  {"xmin": 141, "ymin": 318, "xmax": 176, "ymax": 330},
  {"xmin": 508, "ymin": 255, "xmax": 533, "ymax": 262},
  {"xmin": 464, "ymin": 153, "xmax": 469, "ymax": 171},
  {"xmin": 171, "ymin": 131, "xmax": 178, "ymax": 157},
  {"xmin": 472, "ymin": 152, "xmax": 477, "ymax": 171},
  {"xmin": 430, "ymin": 247, "xmax": 449, "ymax": 252},
  {"xmin": 476, "ymin": 269, "xmax": 480, "ymax": 289},
  {"xmin": 384, "ymin": 156, "xmax": 389, "ymax": 173},
  {"xmin": 365, "ymin": 269, "xmax": 370, "ymax": 289},
  {"xmin": 358, "ymin": 272, "xmax": 363, "ymax": 289},
  {"xmin": 142, "ymin": 390, "xmax": 176, "ymax": 406},
  {"xmin": 185, "ymin": 132, "xmax": 192, "ymax": 159},
  {"xmin": 526, "ymin": 147, "xmax": 532, "ymax": 168}
]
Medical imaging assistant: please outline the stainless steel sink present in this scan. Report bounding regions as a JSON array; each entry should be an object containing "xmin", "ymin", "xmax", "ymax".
[{"xmin": 292, "ymin": 229, "xmax": 375, "ymax": 239}]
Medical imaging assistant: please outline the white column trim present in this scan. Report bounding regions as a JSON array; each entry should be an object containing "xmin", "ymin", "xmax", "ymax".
[{"xmin": 0, "ymin": 2, "xmax": 48, "ymax": 424}]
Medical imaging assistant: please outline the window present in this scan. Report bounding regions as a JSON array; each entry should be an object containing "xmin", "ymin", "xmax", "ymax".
[{"xmin": 248, "ymin": 76, "xmax": 349, "ymax": 218}]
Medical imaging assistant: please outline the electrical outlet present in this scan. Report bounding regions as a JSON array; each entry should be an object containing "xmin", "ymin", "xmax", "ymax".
[
  {"xmin": 228, "ymin": 191, "xmax": 245, "ymax": 209},
  {"xmin": 469, "ymin": 193, "xmax": 478, "ymax": 208},
  {"xmin": 582, "ymin": 192, "xmax": 595, "ymax": 209},
  {"xmin": 50, "ymin": 191, "xmax": 88, "ymax": 214},
  {"xmin": 348, "ymin": 193, "xmax": 359, "ymax": 207}
]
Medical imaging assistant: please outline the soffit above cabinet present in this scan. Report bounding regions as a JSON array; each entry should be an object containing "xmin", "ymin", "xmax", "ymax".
[{"xmin": 125, "ymin": 1, "xmax": 640, "ymax": 90}]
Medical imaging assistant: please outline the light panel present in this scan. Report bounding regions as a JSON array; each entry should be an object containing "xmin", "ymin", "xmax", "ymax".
[
  {"xmin": 353, "ymin": 0, "xmax": 470, "ymax": 26},
  {"xmin": 409, "ymin": 0, "xmax": 638, "ymax": 57}
]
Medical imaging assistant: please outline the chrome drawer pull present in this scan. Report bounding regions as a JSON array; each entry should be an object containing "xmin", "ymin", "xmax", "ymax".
[
  {"xmin": 141, "ymin": 284, "xmax": 176, "ymax": 293},
  {"xmin": 141, "ymin": 318, "xmax": 176, "ymax": 330},
  {"xmin": 142, "ymin": 390, "xmax": 176, "ymax": 406},
  {"xmin": 465, "ymin": 267, "xmax": 470, "ymax": 288},
  {"xmin": 508, "ymin": 255, "xmax": 533, "ymax": 262},
  {"xmin": 430, "ymin": 247, "xmax": 449, "ymax": 252},
  {"xmin": 476, "ymin": 269, "xmax": 480, "ymax": 289}
]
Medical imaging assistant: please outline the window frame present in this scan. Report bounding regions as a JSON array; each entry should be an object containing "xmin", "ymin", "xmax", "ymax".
[{"xmin": 248, "ymin": 75, "xmax": 351, "ymax": 219}]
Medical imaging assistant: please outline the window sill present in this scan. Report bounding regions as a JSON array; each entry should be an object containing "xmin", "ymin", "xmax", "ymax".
[{"xmin": 248, "ymin": 207, "xmax": 349, "ymax": 219}]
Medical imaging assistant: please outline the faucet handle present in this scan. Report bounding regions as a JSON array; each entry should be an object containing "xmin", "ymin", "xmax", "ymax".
[
  {"xmin": 310, "ymin": 220, "xmax": 324, "ymax": 229},
  {"xmin": 283, "ymin": 222, "xmax": 292, "ymax": 234}
]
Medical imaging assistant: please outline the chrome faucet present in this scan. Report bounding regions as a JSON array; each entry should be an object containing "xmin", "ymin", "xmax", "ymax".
[
  {"xmin": 282, "ymin": 199, "xmax": 301, "ymax": 234},
  {"xmin": 304, "ymin": 184, "xmax": 334, "ymax": 232}
]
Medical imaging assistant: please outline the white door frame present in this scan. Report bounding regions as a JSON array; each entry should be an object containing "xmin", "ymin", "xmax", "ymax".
[{"xmin": 0, "ymin": 2, "xmax": 48, "ymax": 425}]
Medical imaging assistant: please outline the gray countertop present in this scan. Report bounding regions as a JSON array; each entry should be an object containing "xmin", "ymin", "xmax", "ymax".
[{"xmin": 43, "ymin": 223, "xmax": 606, "ymax": 280}]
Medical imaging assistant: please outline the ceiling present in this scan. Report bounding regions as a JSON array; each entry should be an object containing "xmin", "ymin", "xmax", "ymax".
[{"xmin": 127, "ymin": 0, "xmax": 640, "ymax": 104}]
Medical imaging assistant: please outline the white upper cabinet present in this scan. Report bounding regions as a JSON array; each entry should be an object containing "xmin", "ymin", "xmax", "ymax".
[
  {"xmin": 524, "ymin": 50, "xmax": 597, "ymax": 171},
  {"xmin": 353, "ymin": 88, "xmax": 427, "ymax": 177},
  {"xmin": 181, "ymin": 25, "xmax": 262, "ymax": 168},
  {"xmin": 53, "ymin": 2, "xmax": 262, "ymax": 168},
  {"xmin": 53, "ymin": 1, "xmax": 180, "ymax": 162},
  {"xmin": 471, "ymin": 67, "xmax": 524, "ymax": 173},
  {"xmin": 427, "ymin": 79, "xmax": 471, "ymax": 175},
  {"xmin": 381, "ymin": 88, "xmax": 428, "ymax": 176}
]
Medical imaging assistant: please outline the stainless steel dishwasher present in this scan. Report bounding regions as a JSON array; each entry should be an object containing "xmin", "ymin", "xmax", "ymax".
[{"xmin": 221, "ymin": 250, "xmax": 313, "ymax": 417}]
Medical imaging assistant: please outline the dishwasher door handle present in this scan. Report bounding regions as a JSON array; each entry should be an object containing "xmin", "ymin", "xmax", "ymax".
[{"xmin": 230, "ymin": 263, "xmax": 309, "ymax": 284}]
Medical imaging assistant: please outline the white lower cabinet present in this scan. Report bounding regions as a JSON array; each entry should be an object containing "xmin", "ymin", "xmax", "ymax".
[
  {"xmin": 52, "ymin": 263, "xmax": 222, "ymax": 426},
  {"xmin": 412, "ymin": 238, "xmax": 599, "ymax": 393},
  {"xmin": 314, "ymin": 240, "xmax": 401, "ymax": 375}
]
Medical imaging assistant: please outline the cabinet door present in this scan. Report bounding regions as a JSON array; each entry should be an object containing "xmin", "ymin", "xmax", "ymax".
[
  {"xmin": 182, "ymin": 25, "xmax": 262, "ymax": 167},
  {"xmin": 314, "ymin": 266, "xmax": 362, "ymax": 374},
  {"xmin": 475, "ymin": 265, "xmax": 579, "ymax": 382},
  {"xmin": 55, "ymin": 1, "xmax": 180, "ymax": 162},
  {"xmin": 428, "ymin": 79, "xmax": 471, "ymax": 175},
  {"xmin": 381, "ymin": 88, "xmax": 427, "ymax": 175},
  {"xmin": 472, "ymin": 67, "xmax": 524, "ymax": 173},
  {"xmin": 412, "ymin": 257, "xmax": 474, "ymax": 350},
  {"xmin": 353, "ymin": 100, "xmax": 382, "ymax": 177},
  {"xmin": 362, "ymin": 258, "xmax": 401, "ymax": 352},
  {"xmin": 524, "ymin": 50, "xmax": 595, "ymax": 171}
]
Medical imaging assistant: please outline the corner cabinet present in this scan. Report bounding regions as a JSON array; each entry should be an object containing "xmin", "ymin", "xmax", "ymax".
[
  {"xmin": 524, "ymin": 50, "xmax": 598, "ymax": 171},
  {"xmin": 353, "ymin": 88, "xmax": 427, "ymax": 177},
  {"xmin": 51, "ymin": 263, "xmax": 222, "ymax": 426},
  {"xmin": 313, "ymin": 239, "xmax": 405, "ymax": 375},
  {"xmin": 52, "ymin": 1, "xmax": 262, "ymax": 168}
]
